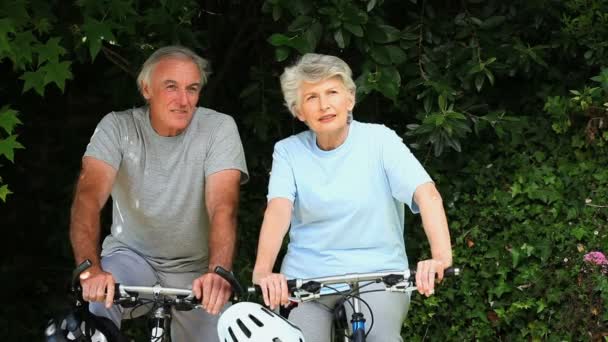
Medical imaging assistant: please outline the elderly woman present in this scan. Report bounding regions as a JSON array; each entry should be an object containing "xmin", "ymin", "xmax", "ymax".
[{"xmin": 252, "ymin": 53, "xmax": 452, "ymax": 341}]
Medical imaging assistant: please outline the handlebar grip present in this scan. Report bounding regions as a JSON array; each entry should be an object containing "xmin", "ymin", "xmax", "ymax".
[
  {"xmin": 71, "ymin": 259, "xmax": 92, "ymax": 290},
  {"xmin": 444, "ymin": 267, "xmax": 460, "ymax": 277},
  {"xmin": 408, "ymin": 266, "xmax": 461, "ymax": 281},
  {"xmin": 248, "ymin": 285, "xmax": 261, "ymax": 294},
  {"xmin": 214, "ymin": 266, "xmax": 244, "ymax": 298},
  {"xmin": 114, "ymin": 283, "xmax": 122, "ymax": 299}
]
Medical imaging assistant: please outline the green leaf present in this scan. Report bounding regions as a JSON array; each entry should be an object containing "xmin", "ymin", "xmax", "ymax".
[
  {"xmin": 481, "ymin": 16, "xmax": 506, "ymax": 29},
  {"xmin": 0, "ymin": 184, "xmax": 12, "ymax": 202},
  {"xmin": 334, "ymin": 29, "xmax": 345, "ymax": 49},
  {"xmin": 268, "ymin": 33, "xmax": 290, "ymax": 47},
  {"xmin": 292, "ymin": 0, "xmax": 313, "ymax": 15},
  {"xmin": 370, "ymin": 45, "xmax": 391, "ymax": 65},
  {"xmin": 343, "ymin": 23, "xmax": 363, "ymax": 37},
  {"xmin": 0, "ymin": 134, "xmax": 25, "ymax": 162},
  {"xmin": 367, "ymin": 24, "xmax": 400, "ymax": 44},
  {"xmin": 378, "ymin": 66, "xmax": 401, "ymax": 100},
  {"xmin": 82, "ymin": 16, "xmax": 116, "ymax": 60},
  {"xmin": 37, "ymin": 37, "xmax": 67, "ymax": 67},
  {"xmin": 438, "ymin": 95, "xmax": 447, "ymax": 112},
  {"xmin": 20, "ymin": 69, "xmax": 46, "ymax": 96},
  {"xmin": 342, "ymin": 4, "xmax": 368, "ymax": 25},
  {"xmin": 570, "ymin": 226, "xmax": 586, "ymax": 240},
  {"xmin": 0, "ymin": 18, "xmax": 16, "ymax": 57},
  {"xmin": 386, "ymin": 45, "xmax": 407, "ymax": 64},
  {"xmin": 272, "ymin": 5, "xmax": 281, "ymax": 21},
  {"xmin": 288, "ymin": 16, "xmax": 313, "ymax": 32},
  {"xmin": 109, "ymin": 0, "xmax": 136, "ymax": 20},
  {"xmin": 484, "ymin": 68, "xmax": 495, "ymax": 86},
  {"xmin": 11, "ymin": 30, "xmax": 36, "ymax": 69},
  {"xmin": 41, "ymin": 60, "xmax": 72, "ymax": 92},
  {"xmin": 366, "ymin": 0, "xmax": 377, "ymax": 12},
  {"xmin": 475, "ymin": 73, "xmax": 485, "ymax": 92},
  {"xmin": 0, "ymin": 106, "xmax": 22, "ymax": 134},
  {"xmin": 304, "ymin": 22, "xmax": 322, "ymax": 51},
  {"xmin": 275, "ymin": 47, "xmax": 289, "ymax": 62}
]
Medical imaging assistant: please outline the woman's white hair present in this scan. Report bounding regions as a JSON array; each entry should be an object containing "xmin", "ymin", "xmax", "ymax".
[
  {"xmin": 136, "ymin": 45, "xmax": 210, "ymax": 95},
  {"xmin": 280, "ymin": 53, "xmax": 356, "ymax": 117}
]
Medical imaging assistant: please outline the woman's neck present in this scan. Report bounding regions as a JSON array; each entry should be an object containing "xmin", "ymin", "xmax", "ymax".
[{"xmin": 315, "ymin": 124, "xmax": 350, "ymax": 151}]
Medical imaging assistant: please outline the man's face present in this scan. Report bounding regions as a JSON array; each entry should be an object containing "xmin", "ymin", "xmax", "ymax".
[{"xmin": 142, "ymin": 57, "xmax": 201, "ymax": 136}]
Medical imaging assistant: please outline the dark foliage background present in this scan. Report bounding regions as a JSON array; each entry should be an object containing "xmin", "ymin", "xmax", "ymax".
[{"xmin": 1, "ymin": 0, "xmax": 607, "ymax": 340}]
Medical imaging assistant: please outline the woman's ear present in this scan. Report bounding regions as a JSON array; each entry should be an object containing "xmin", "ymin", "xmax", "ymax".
[
  {"xmin": 348, "ymin": 93, "xmax": 355, "ymax": 111},
  {"xmin": 294, "ymin": 107, "xmax": 306, "ymax": 122}
]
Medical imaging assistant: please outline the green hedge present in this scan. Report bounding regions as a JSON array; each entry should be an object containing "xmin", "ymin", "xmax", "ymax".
[{"xmin": 403, "ymin": 117, "xmax": 608, "ymax": 340}]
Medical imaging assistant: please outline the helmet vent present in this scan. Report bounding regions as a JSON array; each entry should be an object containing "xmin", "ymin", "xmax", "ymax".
[
  {"xmin": 236, "ymin": 318, "xmax": 251, "ymax": 338},
  {"xmin": 228, "ymin": 327, "xmax": 238, "ymax": 342},
  {"xmin": 260, "ymin": 306, "xmax": 276, "ymax": 317},
  {"xmin": 249, "ymin": 314, "xmax": 264, "ymax": 327}
]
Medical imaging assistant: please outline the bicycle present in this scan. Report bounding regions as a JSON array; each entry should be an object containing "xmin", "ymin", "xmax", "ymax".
[
  {"xmin": 248, "ymin": 267, "xmax": 460, "ymax": 342},
  {"xmin": 45, "ymin": 259, "xmax": 243, "ymax": 342}
]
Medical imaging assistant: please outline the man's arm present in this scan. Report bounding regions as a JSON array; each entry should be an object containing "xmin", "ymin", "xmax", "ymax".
[
  {"xmin": 192, "ymin": 169, "xmax": 241, "ymax": 315},
  {"xmin": 70, "ymin": 156, "xmax": 117, "ymax": 307}
]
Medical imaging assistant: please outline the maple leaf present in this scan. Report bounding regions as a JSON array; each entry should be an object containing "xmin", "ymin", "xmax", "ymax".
[
  {"xmin": 82, "ymin": 16, "xmax": 116, "ymax": 60},
  {"xmin": 11, "ymin": 30, "xmax": 36, "ymax": 70},
  {"xmin": 41, "ymin": 60, "xmax": 72, "ymax": 92},
  {"xmin": 0, "ymin": 106, "xmax": 22, "ymax": 135},
  {"xmin": 0, "ymin": 0, "xmax": 30, "ymax": 28},
  {"xmin": 0, "ymin": 18, "xmax": 16, "ymax": 57},
  {"xmin": 0, "ymin": 135, "xmax": 25, "ymax": 162},
  {"xmin": 0, "ymin": 184, "xmax": 12, "ymax": 202},
  {"xmin": 20, "ymin": 69, "xmax": 46, "ymax": 96},
  {"xmin": 37, "ymin": 37, "xmax": 67, "ymax": 67}
]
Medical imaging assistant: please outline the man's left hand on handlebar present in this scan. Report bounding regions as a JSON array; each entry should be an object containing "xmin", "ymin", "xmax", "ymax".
[{"xmin": 192, "ymin": 272, "xmax": 232, "ymax": 315}]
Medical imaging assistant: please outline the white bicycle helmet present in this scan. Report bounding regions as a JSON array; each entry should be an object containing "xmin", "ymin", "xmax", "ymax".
[{"xmin": 217, "ymin": 302, "xmax": 305, "ymax": 342}]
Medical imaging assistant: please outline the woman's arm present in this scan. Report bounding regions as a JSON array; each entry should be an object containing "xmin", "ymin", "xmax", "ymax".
[
  {"xmin": 252, "ymin": 197, "xmax": 293, "ymax": 309},
  {"xmin": 413, "ymin": 182, "xmax": 452, "ymax": 296}
]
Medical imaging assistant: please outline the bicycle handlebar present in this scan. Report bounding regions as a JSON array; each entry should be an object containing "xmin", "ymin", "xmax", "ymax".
[
  {"xmin": 71, "ymin": 259, "xmax": 244, "ymax": 309},
  {"xmin": 248, "ymin": 267, "xmax": 460, "ymax": 299}
]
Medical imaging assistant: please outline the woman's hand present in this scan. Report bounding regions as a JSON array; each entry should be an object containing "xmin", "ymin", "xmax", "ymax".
[
  {"xmin": 253, "ymin": 271, "xmax": 290, "ymax": 310},
  {"xmin": 415, "ymin": 259, "xmax": 447, "ymax": 297}
]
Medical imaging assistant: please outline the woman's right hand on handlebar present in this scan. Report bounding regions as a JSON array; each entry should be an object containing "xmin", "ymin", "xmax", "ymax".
[
  {"xmin": 79, "ymin": 265, "xmax": 115, "ymax": 309},
  {"xmin": 252, "ymin": 271, "xmax": 290, "ymax": 310}
]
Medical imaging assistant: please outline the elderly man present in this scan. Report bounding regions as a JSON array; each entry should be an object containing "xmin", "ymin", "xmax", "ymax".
[{"xmin": 69, "ymin": 45, "xmax": 248, "ymax": 341}]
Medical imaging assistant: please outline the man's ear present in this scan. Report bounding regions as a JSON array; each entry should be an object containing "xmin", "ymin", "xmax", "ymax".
[{"xmin": 141, "ymin": 82, "xmax": 151, "ymax": 100}]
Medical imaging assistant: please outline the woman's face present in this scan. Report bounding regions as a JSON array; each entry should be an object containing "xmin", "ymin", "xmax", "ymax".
[{"xmin": 295, "ymin": 77, "xmax": 354, "ymax": 135}]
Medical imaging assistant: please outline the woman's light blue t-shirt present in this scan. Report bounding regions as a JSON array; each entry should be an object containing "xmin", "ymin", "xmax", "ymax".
[{"xmin": 268, "ymin": 120, "xmax": 432, "ymax": 279}]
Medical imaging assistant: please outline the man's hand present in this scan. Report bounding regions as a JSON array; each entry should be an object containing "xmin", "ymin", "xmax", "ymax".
[
  {"xmin": 80, "ymin": 265, "xmax": 115, "ymax": 309},
  {"xmin": 192, "ymin": 273, "xmax": 232, "ymax": 315}
]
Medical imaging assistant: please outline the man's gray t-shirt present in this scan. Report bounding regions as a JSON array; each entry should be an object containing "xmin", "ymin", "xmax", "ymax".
[{"xmin": 84, "ymin": 106, "xmax": 249, "ymax": 273}]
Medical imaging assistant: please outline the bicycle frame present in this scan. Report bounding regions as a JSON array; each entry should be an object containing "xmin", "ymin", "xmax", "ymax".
[
  {"xmin": 282, "ymin": 267, "xmax": 459, "ymax": 342},
  {"xmin": 54, "ymin": 260, "xmax": 241, "ymax": 342}
]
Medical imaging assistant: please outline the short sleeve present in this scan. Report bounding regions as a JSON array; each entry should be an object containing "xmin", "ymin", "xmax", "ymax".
[
  {"xmin": 204, "ymin": 116, "xmax": 249, "ymax": 184},
  {"xmin": 267, "ymin": 141, "xmax": 296, "ymax": 202},
  {"xmin": 84, "ymin": 113, "xmax": 123, "ymax": 170},
  {"xmin": 380, "ymin": 126, "xmax": 432, "ymax": 213}
]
